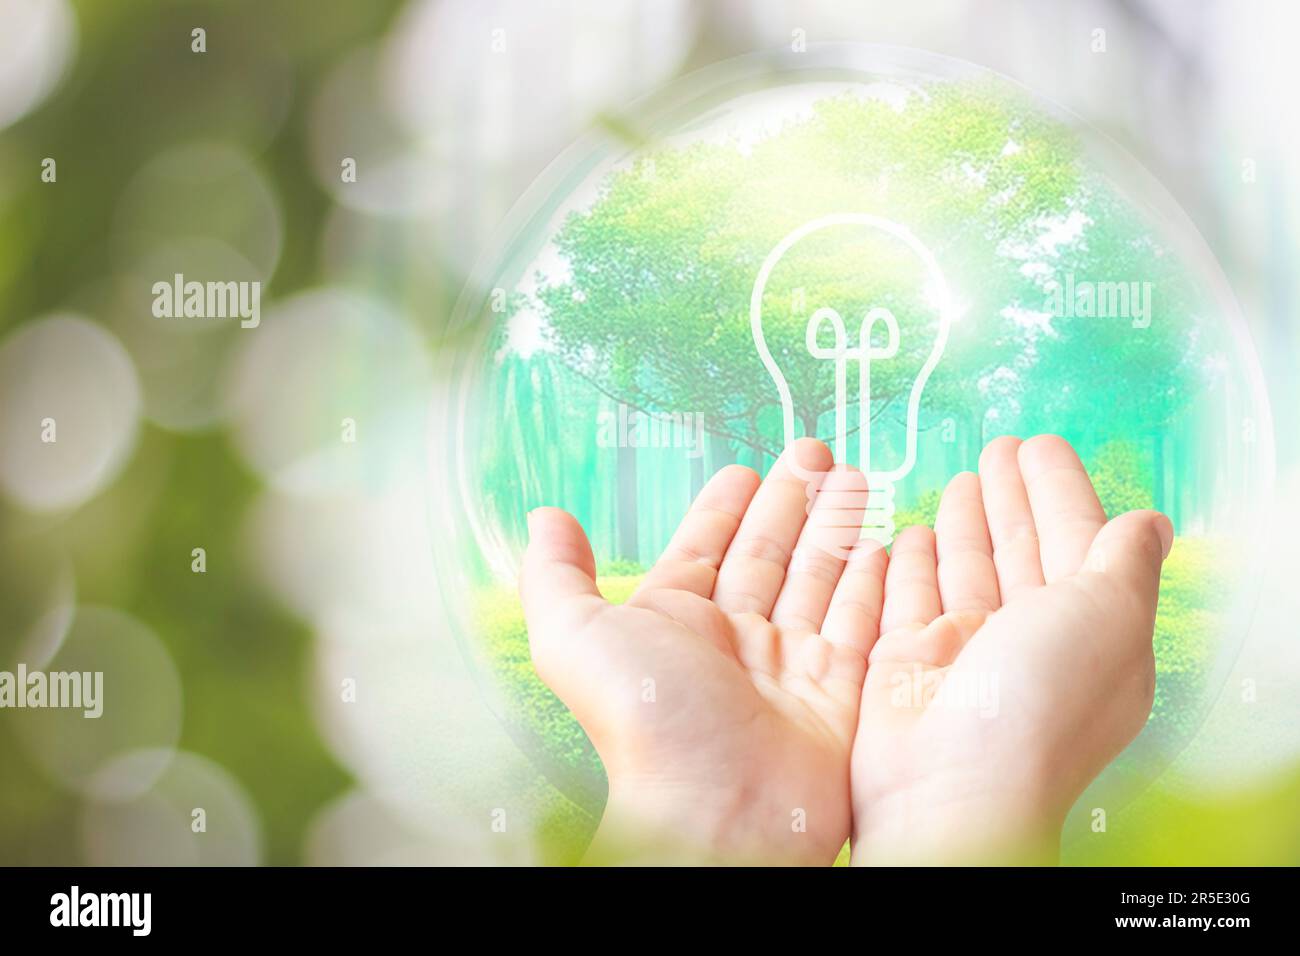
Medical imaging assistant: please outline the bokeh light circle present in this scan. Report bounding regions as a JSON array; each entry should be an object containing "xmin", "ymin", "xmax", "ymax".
[
  {"xmin": 0, "ymin": 314, "xmax": 141, "ymax": 512},
  {"xmin": 246, "ymin": 483, "xmax": 439, "ymax": 636},
  {"xmin": 382, "ymin": 0, "xmax": 697, "ymax": 275},
  {"xmin": 113, "ymin": 142, "xmax": 283, "ymax": 283},
  {"xmin": 79, "ymin": 750, "xmax": 261, "ymax": 866},
  {"xmin": 305, "ymin": 789, "xmax": 536, "ymax": 866},
  {"xmin": 0, "ymin": 528, "xmax": 74, "ymax": 671},
  {"xmin": 0, "ymin": 0, "xmax": 77, "ymax": 131},
  {"xmin": 308, "ymin": 620, "xmax": 548, "ymax": 861},
  {"xmin": 432, "ymin": 46, "xmax": 1274, "ymax": 835},
  {"xmin": 309, "ymin": 44, "xmax": 445, "ymax": 219},
  {"xmin": 12, "ymin": 606, "xmax": 182, "ymax": 797},
  {"xmin": 223, "ymin": 288, "xmax": 432, "ymax": 495},
  {"xmin": 107, "ymin": 239, "xmax": 262, "ymax": 432}
]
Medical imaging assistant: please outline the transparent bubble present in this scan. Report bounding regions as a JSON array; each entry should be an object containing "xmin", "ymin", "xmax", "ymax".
[
  {"xmin": 431, "ymin": 46, "xmax": 1275, "ymax": 831},
  {"xmin": 1166, "ymin": 468, "xmax": 1300, "ymax": 792}
]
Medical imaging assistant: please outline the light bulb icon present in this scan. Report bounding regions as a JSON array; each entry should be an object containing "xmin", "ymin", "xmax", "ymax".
[{"xmin": 750, "ymin": 213, "xmax": 955, "ymax": 548}]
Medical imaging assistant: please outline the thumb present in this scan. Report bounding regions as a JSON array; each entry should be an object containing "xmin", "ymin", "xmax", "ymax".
[
  {"xmin": 520, "ymin": 507, "xmax": 605, "ymax": 641},
  {"xmin": 1081, "ymin": 509, "xmax": 1174, "ymax": 606}
]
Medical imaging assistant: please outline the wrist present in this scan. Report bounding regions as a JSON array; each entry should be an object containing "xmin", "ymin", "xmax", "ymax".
[
  {"xmin": 851, "ymin": 784, "xmax": 1063, "ymax": 866},
  {"xmin": 584, "ymin": 776, "xmax": 751, "ymax": 865},
  {"xmin": 584, "ymin": 771, "xmax": 846, "ymax": 865}
]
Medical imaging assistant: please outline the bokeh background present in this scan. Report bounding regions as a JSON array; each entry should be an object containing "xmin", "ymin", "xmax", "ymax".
[{"xmin": 1, "ymin": 0, "xmax": 1298, "ymax": 866}]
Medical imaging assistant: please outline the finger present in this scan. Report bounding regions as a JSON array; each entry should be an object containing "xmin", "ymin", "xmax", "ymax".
[
  {"xmin": 1018, "ymin": 435, "xmax": 1107, "ymax": 582},
  {"xmin": 821, "ymin": 537, "xmax": 887, "ymax": 659},
  {"xmin": 713, "ymin": 438, "xmax": 833, "ymax": 618},
  {"xmin": 869, "ymin": 610, "xmax": 987, "ymax": 667},
  {"xmin": 978, "ymin": 436, "xmax": 1045, "ymax": 601},
  {"xmin": 632, "ymin": 465, "xmax": 761, "ymax": 601},
  {"xmin": 934, "ymin": 471, "xmax": 1000, "ymax": 615},
  {"xmin": 520, "ymin": 508, "xmax": 606, "ymax": 656},
  {"xmin": 1080, "ymin": 509, "xmax": 1173, "ymax": 616},
  {"xmin": 771, "ymin": 464, "xmax": 870, "ymax": 634},
  {"xmin": 879, "ymin": 524, "xmax": 941, "ymax": 634}
]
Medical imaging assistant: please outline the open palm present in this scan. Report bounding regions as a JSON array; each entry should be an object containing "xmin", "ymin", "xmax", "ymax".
[
  {"xmin": 521, "ymin": 439, "xmax": 886, "ymax": 865},
  {"xmin": 850, "ymin": 435, "xmax": 1172, "ymax": 864}
]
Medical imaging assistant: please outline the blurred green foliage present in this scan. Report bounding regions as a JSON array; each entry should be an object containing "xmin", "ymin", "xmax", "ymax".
[
  {"xmin": 0, "ymin": 0, "xmax": 415, "ymax": 865},
  {"xmin": 1066, "ymin": 762, "xmax": 1300, "ymax": 866}
]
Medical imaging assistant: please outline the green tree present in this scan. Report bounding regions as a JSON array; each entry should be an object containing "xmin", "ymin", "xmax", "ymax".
[
  {"xmin": 534, "ymin": 84, "xmax": 1082, "ymax": 460},
  {"xmin": 1011, "ymin": 188, "xmax": 1202, "ymax": 506}
]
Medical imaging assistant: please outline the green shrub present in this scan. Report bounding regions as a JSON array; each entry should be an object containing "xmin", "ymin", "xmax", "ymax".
[
  {"xmin": 474, "ymin": 575, "xmax": 645, "ymax": 812},
  {"xmin": 894, "ymin": 488, "xmax": 942, "ymax": 533},
  {"xmin": 1088, "ymin": 440, "xmax": 1154, "ymax": 518}
]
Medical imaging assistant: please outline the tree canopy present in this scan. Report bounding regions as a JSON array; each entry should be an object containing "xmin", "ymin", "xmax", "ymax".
[{"xmin": 528, "ymin": 81, "xmax": 1206, "ymax": 466}]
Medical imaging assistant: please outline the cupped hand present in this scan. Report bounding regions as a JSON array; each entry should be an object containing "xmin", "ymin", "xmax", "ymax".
[
  {"xmin": 521, "ymin": 438, "xmax": 885, "ymax": 865},
  {"xmin": 850, "ymin": 435, "xmax": 1172, "ymax": 865}
]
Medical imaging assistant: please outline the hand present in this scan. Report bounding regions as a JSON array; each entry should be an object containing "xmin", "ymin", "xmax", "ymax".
[
  {"xmin": 850, "ymin": 435, "xmax": 1172, "ymax": 865},
  {"xmin": 521, "ymin": 439, "xmax": 886, "ymax": 865}
]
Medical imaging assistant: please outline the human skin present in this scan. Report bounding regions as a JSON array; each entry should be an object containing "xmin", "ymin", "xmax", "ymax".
[
  {"xmin": 849, "ymin": 435, "xmax": 1171, "ymax": 865},
  {"xmin": 519, "ymin": 435, "xmax": 1171, "ymax": 865}
]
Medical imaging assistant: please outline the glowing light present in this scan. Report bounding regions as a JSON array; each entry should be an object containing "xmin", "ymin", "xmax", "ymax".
[{"xmin": 0, "ymin": 315, "xmax": 141, "ymax": 512}]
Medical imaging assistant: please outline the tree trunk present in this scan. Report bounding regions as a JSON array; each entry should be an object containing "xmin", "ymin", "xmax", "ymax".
[
  {"xmin": 708, "ymin": 431, "xmax": 737, "ymax": 475},
  {"xmin": 966, "ymin": 406, "xmax": 983, "ymax": 469},
  {"xmin": 1151, "ymin": 432, "xmax": 1165, "ymax": 513},
  {"xmin": 800, "ymin": 410, "xmax": 820, "ymax": 444},
  {"xmin": 617, "ymin": 442, "xmax": 639, "ymax": 563}
]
